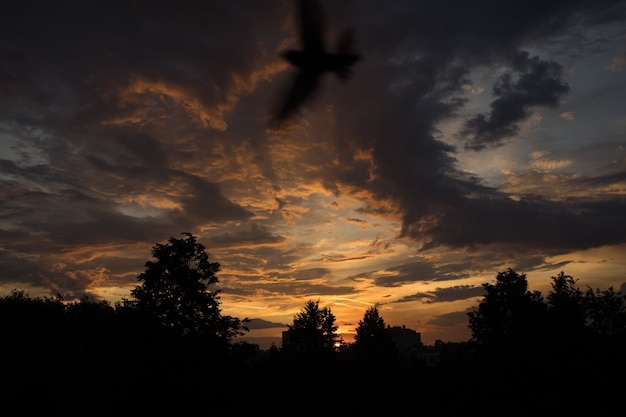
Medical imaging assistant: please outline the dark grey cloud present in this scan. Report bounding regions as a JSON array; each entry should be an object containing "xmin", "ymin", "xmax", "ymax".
[
  {"xmin": 0, "ymin": 246, "xmax": 44, "ymax": 286},
  {"xmin": 0, "ymin": 159, "xmax": 250, "ymax": 246},
  {"xmin": 420, "ymin": 194, "xmax": 626, "ymax": 252},
  {"xmin": 392, "ymin": 285, "xmax": 485, "ymax": 305},
  {"xmin": 426, "ymin": 310, "xmax": 474, "ymax": 328},
  {"xmin": 215, "ymin": 244, "xmax": 311, "ymax": 280},
  {"xmin": 291, "ymin": 267, "xmax": 332, "ymax": 281},
  {"xmin": 178, "ymin": 175, "xmax": 253, "ymax": 223},
  {"xmin": 206, "ymin": 223, "xmax": 285, "ymax": 248},
  {"xmin": 0, "ymin": 0, "xmax": 288, "ymax": 118},
  {"xmin": 367, "ymin": 261, "xmax": 436, "ymax": 287},
  {"xmin": 223, "ymin": 279, "xmax": 355, "ymax": 300},
  {"xmin": 461, "ymin": 51, "xmax": 570, "ymax": 150},
  {"xmin": 243, "ymin": 318, "xmax": 287, "ymax": 330},
  {"xmin": 577, "ymin": 171, "xmax": 626, "ymax": 189}
]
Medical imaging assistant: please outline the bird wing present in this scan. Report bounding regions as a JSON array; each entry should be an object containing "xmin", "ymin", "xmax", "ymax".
[{"xmin": 299, "ymin": 0, "xmax": 326, "ymax": 53}]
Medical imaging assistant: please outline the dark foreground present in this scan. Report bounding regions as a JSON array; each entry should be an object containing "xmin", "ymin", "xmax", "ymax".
[{"xmin": 3, "ymin": 337, "xmax": 623, "ymax": 416}]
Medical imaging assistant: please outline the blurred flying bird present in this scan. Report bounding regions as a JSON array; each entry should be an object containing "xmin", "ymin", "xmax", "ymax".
[{"xmin": 271, "ymin": 0, "xmax": 361, "ymax": 125}]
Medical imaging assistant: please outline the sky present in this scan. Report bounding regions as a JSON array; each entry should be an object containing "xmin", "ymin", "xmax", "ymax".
[{"xmin": 1, "ymin": 0, "xmax": 626, "ymax": 348}]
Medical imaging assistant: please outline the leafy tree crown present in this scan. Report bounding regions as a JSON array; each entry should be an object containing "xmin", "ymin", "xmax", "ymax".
[
  {"xmin": 129, "ymin": 232, "xmax": 247, "ymax": 342},
  {"xmin": 287, "ymin": 299, "xmax": 338, "ymax": 355}
]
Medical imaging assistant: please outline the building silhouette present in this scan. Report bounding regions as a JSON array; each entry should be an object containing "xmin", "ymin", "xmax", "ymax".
[{"xmin": 386, "ymin": 325, "xmax": 422, "ymax": 350}]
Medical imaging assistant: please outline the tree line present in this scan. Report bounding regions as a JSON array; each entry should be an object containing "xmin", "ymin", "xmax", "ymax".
[{"xmin": 1, "ymin": 233, "xmax": 624, "ymax": 415}]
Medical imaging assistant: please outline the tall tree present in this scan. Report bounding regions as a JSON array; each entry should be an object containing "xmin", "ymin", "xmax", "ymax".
[
  {"xmin": 128, "ymin": 233, "xmax": 247, "ymax": 345},
  {"xmin": 546, "ymin": 271, "xmax": 587, "ymax": 341},
  {"xmin": 285, "ymin": 299, "xmax": 338, "ymax": 356},
  {"xmin": 584, "ymin": 286, "xmax": 626, "ymax": 339},
  {"xmin": 353, "ymin": 306, "xmax": 396, "ymax": 360},
  {"xmin": 468, "ymin": 268, "xmax": 547, "ymax": 350}
]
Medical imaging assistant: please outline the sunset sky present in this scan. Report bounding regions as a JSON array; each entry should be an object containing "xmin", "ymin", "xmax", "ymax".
[{"xmin": 1, "ymin": 0, "xmax": 626, "ymax": 347}]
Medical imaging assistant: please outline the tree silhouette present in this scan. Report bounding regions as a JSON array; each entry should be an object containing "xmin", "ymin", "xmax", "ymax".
[
  {"xmin": 467, "ymin": 268, "xmax": 547, "ymax": 351},
  {"xmin": 285, "ymin": 299, "xmax": 338, "ymax": 357},
  {"xmin": 128, "ymin": 232, "xmax": 248, "ymax": 347},
  {"xmin": 353, "ymin": 306, "xmax": 396, "ymax": 361},
  {"xmin": 584, "ymin": 285, "xmax": 626, "ymax": 339},
  {"xmin": 3, "ymin": 266, "xmax": 626, "ymax": 414},
  {"xmin": 547, "ymin": 272, "xmax": 585, "ymax": 322},
  {"xmin": 545, "ymin": 271, "xmax": 589, "ymax": 343}
]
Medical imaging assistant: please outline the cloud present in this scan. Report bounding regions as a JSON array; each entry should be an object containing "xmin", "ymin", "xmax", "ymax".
[
  {"xmin": 461, "ymin": 51, "xmax": 570, "ymax": 150},
  {"xmin": 393, "ymin": 285, "xmax": 485, "ymax": 305},
  {"xmin": 314, "ymin": 1, "xmax": 626, "ymax": 259},
  {"xmin": 528, "ymin": 151, "xmax": 573, "ymax": 171},
  {"xmin": 370, "ymin": 261, "xmax": 437, "ymax": 287},
  {"xmin": 608, "ymin": 53, "xmax": 626, "ymax": 72},
  {"xmin": 207, "ymin": 223, "xmax": 285, "ymax": 248},
  {"xmin": 426, "ymin": 310, "xmax": 474, "ymax": 328},
  {"xmin": 244, "ymin": 318, "xmax": 286, "ymax": 330}
]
